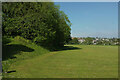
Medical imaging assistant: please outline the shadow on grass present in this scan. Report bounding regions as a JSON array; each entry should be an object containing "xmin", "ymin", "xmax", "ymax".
[
  {"xmin": 2, "ymin": 44, "xmax": 34, "ymax": 61},
  {"xmin": 51, "ymin": 46, "xmax": 82, "ymax": 51},
  {"xmin": 7, "ymin": 70, "xmax": 16, "ymax": 73}
]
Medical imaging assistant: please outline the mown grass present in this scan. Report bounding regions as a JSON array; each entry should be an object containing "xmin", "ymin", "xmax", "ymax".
[
  {"xmin": 3, "ymin": 44, "xmax": 118, "ymax": 78},
  {"xmin": 2, "ymin": 36, "xmax": 49, "ymax": 77}
]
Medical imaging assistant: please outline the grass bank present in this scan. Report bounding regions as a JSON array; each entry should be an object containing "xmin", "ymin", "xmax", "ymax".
[{"xmin": 2, "ymin": 36, "xmax": 49, "ymax": 77}]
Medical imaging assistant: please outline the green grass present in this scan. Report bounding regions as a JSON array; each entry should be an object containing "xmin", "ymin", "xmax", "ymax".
[
  {"xmin": 3, "ymin": 43, "xmax": 118, "ymax": 78},
  {"xmin": 2, "ymin": 36, "xmax": 49, "ymax": 77}
]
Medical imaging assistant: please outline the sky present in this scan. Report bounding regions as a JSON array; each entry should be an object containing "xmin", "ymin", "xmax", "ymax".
[
  {"xmin": 0, "ymin": 0, "xmax": 120, "ymax": 2},
  {"xmin": 55, "ymin": 2, "xmax": 118, "ymax": 38}
]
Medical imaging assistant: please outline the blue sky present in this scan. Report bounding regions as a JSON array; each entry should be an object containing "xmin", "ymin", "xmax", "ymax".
[{"xmin": 55, "ymin": 2, "xmax": 118, "ymax": 38}]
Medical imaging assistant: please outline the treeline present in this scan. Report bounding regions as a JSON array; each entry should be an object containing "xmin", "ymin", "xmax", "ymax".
[
  {"xmin": 2, "ymin": 2, "xmax": 71, "ymax": 48},
  {"xmin": 68, "ymin": 37, "xmax": 119, "ymax": 45}
]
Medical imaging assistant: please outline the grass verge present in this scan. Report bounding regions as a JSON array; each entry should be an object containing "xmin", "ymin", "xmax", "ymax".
[{"xmin": 2, "ymin": 36, "xmax": 49, "ymax": 78}]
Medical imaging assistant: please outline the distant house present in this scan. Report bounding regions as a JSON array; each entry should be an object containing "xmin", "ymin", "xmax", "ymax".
[
  {"xmin": 102, "ymin": 38, "xmax": 105, "ymax": 40},
  {"xmin": 72, "ymin": 37, "xmax": 75, "ymax": 39},
  {"xmin": 114, "ymin": 42, "xmax": 118, "ymax": 45},
  {"xmin": 96, "ymin": 38, "xmax": 99, "ymax": 41},
  {"xmin": 78, "ymin": 39, "xmax": 85, "ymax": 43},
  {"xmin": 92, "ymin": 40, "xmax": 97, "ymax": 44},
  {"xmin": 105, "ymin": 39, "xmax": 109, "ymax": 41}
]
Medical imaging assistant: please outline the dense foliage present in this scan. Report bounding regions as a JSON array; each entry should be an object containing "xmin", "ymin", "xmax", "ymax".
[
  {"xmin": 83, "ymin": 37, "xmax": 94, "ymax": 45},
  {"xmin": 68, "ymin": 38, "xmax": 79, "ymax": 44},
  {"xmin": 2, "ymin": 2, "xmax": 71, "ymax": 48}
]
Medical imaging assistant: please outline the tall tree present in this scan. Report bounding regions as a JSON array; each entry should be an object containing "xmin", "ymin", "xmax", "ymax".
[{"xmin": 2, "ymin": 2, "xmax": 71, "ymax": 48}]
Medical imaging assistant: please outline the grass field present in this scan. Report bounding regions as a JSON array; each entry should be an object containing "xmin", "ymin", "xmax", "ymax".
[{"xmin": 4, "ymin": 42, "xmax": 118, "ymax": 78}]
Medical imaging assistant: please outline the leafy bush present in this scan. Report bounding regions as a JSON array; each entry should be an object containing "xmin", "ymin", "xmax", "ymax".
[{"xmin": 14, "ymin": 36, "xmax": 31, "ymax": 44}]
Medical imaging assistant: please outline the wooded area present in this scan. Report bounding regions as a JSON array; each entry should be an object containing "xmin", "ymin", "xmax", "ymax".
[{"xmin": 2, "ymin": 2, "xmax": 71, "ymax": 48}]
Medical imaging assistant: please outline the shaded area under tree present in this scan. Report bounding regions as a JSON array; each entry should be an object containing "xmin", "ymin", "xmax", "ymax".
[
  {"xmin": 3, "ymin": 44, "xmax": 34, "ymax": 61},
  {"xmin": 2, "ymin": 37, "xmax": 34, "ymax": 61},
  {"xmin": 50, "ymin": 46, "xmax": 82, "ymax": 51}
]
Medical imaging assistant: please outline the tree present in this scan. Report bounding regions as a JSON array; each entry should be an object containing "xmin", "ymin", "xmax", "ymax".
[
  {"xmin": 84, "ymin": 37, "xmax": 93, "ymax": 45},
  {"xmin": 69, "ymin": 38, "xmax": 79, "ymax": 44},
  {"xmin": 2, "ymin": 2, "xmax": 71, "ymax": 48}
]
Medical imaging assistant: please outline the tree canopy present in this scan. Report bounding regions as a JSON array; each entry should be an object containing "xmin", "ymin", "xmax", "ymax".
[{"xmin": 2, "ymin": 2, "xmax": 71, "ymax": 48}]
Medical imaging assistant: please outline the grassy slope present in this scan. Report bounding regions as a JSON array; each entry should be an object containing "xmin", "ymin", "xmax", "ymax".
[
  {"xmin": 2, "ymin": 37, "xmax": 49, "ymax": 77},
  {"xmin": 5, "ymin": 45, "xmax": 118, "ymax": 78}
]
